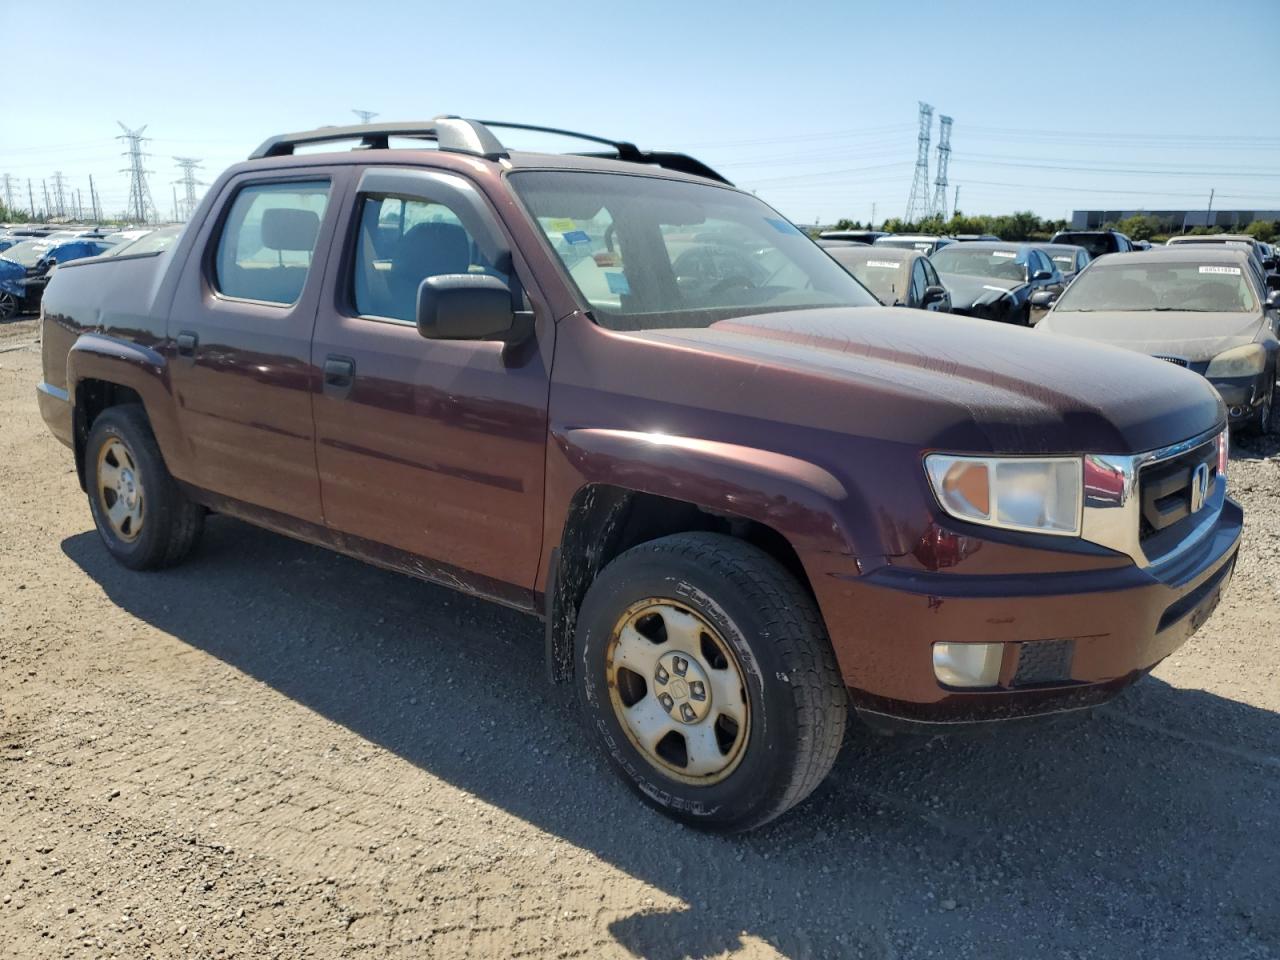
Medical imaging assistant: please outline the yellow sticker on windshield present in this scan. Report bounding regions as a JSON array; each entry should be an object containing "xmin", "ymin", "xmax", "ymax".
[{"xmin": 548, "ymin": 218, "xmax": 576, "ymax": 233}]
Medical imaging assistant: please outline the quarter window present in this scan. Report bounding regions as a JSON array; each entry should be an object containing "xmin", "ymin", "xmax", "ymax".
[
  {"xmin": 352, "ymin": 195, "xmax": 507, "ymax": 323},
  {"xmin": 214, "ymin": 181, "xmax": 330, "ymax": 305}
]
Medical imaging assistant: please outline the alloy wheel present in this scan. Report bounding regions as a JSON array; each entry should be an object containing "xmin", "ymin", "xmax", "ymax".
[{"xmin": 96, "ymin": 437, "xmax": 145, "ymax": 542}]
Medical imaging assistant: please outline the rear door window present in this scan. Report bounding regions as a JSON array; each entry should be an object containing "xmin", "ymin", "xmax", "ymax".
[{"xmin": 214, "ymin": 181, "xmax": 330, "ymax": 305}]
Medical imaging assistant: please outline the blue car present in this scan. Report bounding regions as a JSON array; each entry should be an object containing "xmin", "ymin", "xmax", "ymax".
[{"xmin": 1, "ymin": 237, "xmax": 116, "ymax": 319}]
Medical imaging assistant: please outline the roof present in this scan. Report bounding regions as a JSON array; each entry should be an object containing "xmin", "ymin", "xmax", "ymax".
[
  {"xmin": 1166, "ymin": 234, "xmax": 1257, "ymax": 245},
  {"xmin": 939, "ymin": 240, "xmax": 1031, "ymax": 252},
  {"xmin": 1035, "ymin": 243, "xmax": 1088, "ymax": 255},
  {"xmin": 1087, "ymin": 247, "xmax": 1254, "ymax": 266},
  {"xmin": 824, "ymin": 245, "xmax": 917, "ymax": 264}
]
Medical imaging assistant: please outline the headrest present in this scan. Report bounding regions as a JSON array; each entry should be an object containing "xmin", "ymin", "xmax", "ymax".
[
  {"xmin": 393, "ymin": 222, "xmax": 472, "ymax": 276},
  {"xmin": 261, "ymin": 208, "xmax": 320, "ymax": 252}
]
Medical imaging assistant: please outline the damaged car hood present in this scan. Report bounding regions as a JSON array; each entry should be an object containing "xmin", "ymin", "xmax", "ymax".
[
  {"xmin": 1038, "ymin": 310, "xmax": 1265, "ymax": 362},
  {"xmin": 628, "ymin": 307, "xmax": 1223, "ymax": 455},
  {"xmin": 937, "ymin": 273, "xmax": 1023, "ymax": 309}
]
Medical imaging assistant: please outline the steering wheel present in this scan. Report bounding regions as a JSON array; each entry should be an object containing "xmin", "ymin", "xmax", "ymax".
[{"xmin": 708, "ymin": 274, "xmax": 756, "ymax": 296}]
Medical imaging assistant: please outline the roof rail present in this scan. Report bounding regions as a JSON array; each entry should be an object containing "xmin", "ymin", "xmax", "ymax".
[
  {"xmin": 248, "ymin": 115, "xmax": 732, "ymax": 185},
  {"xmin": 248, "ymin": 116, "xmax": 507, "ymax": 160},
  {"xmin": 478, "ymin": 120, "xmax": 731, "ymax": 184}
]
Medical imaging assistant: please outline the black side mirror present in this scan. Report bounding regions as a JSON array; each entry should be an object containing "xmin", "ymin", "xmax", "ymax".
[
  {"xmin": 1266, "ymin": 290, "xmax": 1280, "ymax": 309},
  {"xmin": 1032, "ymin": 269, "xmax": 1052, "ymax": 281},
  {"xmin": 416, "ymin": 274, "xmax": 520, "ymax": 341},
  {"xmin": 1267, "ymin": 274, "xmax": 1280, "ymax": 291},
  {"xmin": 1263, "ymin": 257, "xmax": 1278, "ymax": 271},
  {"xmin": 922, "ymin": 285, "xmax": 947, "ymax": 307},
  {"xmin": 1030, "ymin": 290, "xmax": 1059, "ymax": 308}
]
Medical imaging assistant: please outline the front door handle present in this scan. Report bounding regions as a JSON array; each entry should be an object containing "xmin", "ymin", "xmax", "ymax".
[
  {"xmin": 176, "ymin": 331, "xmax": 198, "ymax": 363},
  {"xmin": 323, "ymin": 356, "xmax": 355, "ymax": 398}
]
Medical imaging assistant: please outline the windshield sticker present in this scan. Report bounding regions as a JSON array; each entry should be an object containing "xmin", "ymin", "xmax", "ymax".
[
  {"xmin": 562, "ymin": 230, "xmax": 591, "ymax": 246},
  {"xmin": 605, "ymin": 272, "xmax": 631, "ymax": 295},
  {"xmin": 1199, "ymin": 265, "xmax": 1241, "ymax": 275},
  {"xmin": 765, "ymin": 217, "xmax": 802, "ymax": 236},
  {"xmin": 866, "ymin": 260, "xmax": 899, "ymax": 269},
  {"xmin": 914, "ymin": 243, "xmax": 931, "ymax": 251},
  {"xmin": 548, "ymin": 218, "xmax": 576, "ymax": 233},
  {"xmin": 991, "ymin": 251, "xmax": 1017, "ymax": 258}
]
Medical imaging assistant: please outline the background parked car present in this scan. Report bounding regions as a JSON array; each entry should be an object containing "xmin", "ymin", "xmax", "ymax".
[
  {"xmin": 1166, "ymin": 233, "xmax": 1278, "ymax": 275},
  {"xmin": 1049, "ymin": 228, "xmax": 1136, "ymax": 258},
  {"xmin": 953, "ymin": 233, "xmax": 1001, "ymax": 242},
  {"xmin": 818, "ymin": 229, "xmax": 887, "ymax": 245},
  {"xmin": 1035, "ymin": 243, "xmax": 1092, "ymax": 283},
  {"xmin": 1037, "ymin": 247, "xmax": 1280, "ymax": 434},
  {"xmin": 819, "ymin": 242, "xmax": 951, "ymax": 311},
  {"xmin": 101, "ymin": 225, "xmax": 184, "ymax": 258},
  {"xmin": 873, "ymin": 234, "xmax": 955, "ymax": 255},
  {"xmin": 929, "ymin": 241, "xmax": 1064, "ymax": 325}
]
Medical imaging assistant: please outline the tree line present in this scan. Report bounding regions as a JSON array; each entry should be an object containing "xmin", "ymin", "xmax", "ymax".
[{"xmin": 826, "ymin": 211, "xmax": 1279, "ymax": 244}]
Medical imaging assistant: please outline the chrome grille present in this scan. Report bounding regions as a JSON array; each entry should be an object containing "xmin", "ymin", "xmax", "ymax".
[{"xmin": 1152, "ymin": 355, "xmax": 1189, "ymax": 368}]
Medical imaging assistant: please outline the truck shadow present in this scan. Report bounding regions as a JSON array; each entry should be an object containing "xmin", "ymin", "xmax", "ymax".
[{"xmin": 62, "ymin": 519, "xmax": 1280, "ymax": 959}]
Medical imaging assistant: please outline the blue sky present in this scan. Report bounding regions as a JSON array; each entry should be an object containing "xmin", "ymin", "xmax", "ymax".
[{"xmin": 2, "ymin": 0, "xmax": 1277, "ymax": 224}]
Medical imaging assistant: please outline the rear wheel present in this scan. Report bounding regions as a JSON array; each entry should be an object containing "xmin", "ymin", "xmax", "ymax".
[
  {"xmin": 0, "ymin": 291, "xmax": 17, "ymax": 321},
  {"xmin": 575, "ymin": 532, "xmax": 848, "ymax": 832},
  {"xmin": 85, "ymin": 405, "xmax": 204, "ymax": 570}
]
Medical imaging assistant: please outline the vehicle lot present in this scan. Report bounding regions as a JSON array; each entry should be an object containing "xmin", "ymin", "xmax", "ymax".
[{"xmin": 1, "ymin": 315, "xmax": 1279, "ymax": 958}]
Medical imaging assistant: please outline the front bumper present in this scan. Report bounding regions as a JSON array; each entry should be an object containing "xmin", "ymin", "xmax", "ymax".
[
  {"xmin": 37, "ymin": 381, "xmax": 74, "ymax": 449},
  {"xmin": 821, "ymin": 497, "xmax": 1242, "ymax": 726},
  {"xmin": 1209, "ymin": 373, "xmax": 1269, "ymax": 424}
]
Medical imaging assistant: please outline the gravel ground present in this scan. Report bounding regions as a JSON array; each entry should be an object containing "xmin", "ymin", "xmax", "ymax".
[{"xmin": 2, "ymin": 313, "xmax": 1278, "ymax": 959}]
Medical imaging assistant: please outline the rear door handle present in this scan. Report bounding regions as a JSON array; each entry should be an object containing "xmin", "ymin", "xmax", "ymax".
[
  {"xmin": 175, "ymin": 331, "xmax": 198, "ymax": 363},
  {"xmin": 323, "ymin": 356, "xmax": 355, "ymax": 398}
]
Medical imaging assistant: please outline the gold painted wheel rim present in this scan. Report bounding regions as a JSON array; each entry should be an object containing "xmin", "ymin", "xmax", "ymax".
[
  {"xmin": 605, "ymin": 599, "xmax": 750, "ymax": 785},
  {"xmin": 96, "ymin": 437, "xmax": 144, "ymax": 542}
]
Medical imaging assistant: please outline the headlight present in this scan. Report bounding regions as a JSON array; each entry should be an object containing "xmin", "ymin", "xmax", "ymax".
[
  {"xmin": 1205, "ymin": 344, "xmax": 1266, "ymax": 378},
  {"xmin": 925, "ymin": 455, "xmax": 1082, "ymax": 536}
]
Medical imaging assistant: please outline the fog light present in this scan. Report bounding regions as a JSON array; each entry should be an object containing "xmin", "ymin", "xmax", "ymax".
[{"xmin": 933, "ymin": 642, "xmax": 1003, "ymax": 688}]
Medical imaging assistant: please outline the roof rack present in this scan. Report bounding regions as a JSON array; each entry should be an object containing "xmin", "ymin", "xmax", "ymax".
[{"xmin": 248, "ymin": 116, "xmax": 731, "ymax": 185}]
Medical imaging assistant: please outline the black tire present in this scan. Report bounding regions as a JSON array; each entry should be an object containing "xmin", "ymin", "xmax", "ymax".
[
  {"xmin": 0, "ymin": 291, "xmax": 17, "ymax": 321},
  {"xmin": 84, "ymin": 404, "xmax": 204, "ymax": 570},
  {"xmin": 575, "ymin": 532, "xmax": 847, "ymax": 832}
]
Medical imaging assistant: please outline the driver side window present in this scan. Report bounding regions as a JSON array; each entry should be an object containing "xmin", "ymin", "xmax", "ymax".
[{"xmin": 909, "ymin": 259, "xmax": 927, "ymax": 304}]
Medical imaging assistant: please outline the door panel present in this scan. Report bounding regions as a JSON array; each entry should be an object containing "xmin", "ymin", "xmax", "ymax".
[
  {"xmin": 167, "ymin": 171, "xmax": 350, "ymax": 522},
  {"xmin": 310, "ymin": 167, "xmax": 552, "ymax": 597}
]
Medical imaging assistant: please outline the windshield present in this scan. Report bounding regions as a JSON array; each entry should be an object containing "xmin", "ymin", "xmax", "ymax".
[
  {"xmin": 0, "ymin": 240, "xmax": 51, "ymax": 267},
  {"xmin": 828, "ymin": 252, "xmax": 906, "ymax": 304},
  {"xmin": 931, "ymin": 246, "xmax": 1028, "ymax": 281},
  {"xmin": 1055, "ymin": 262, "xmax": 1258, "ymax": 313},
  {"xmin": 1047, "ymin": 251, "xmax": 1081, "ymax": 274},
  {"xmin": 511, "ymin": 171, "xmax": 877, "ymax": 330},
  {"xmin": 106, "ymin": 227, "xmax": 182, "ymax": 257},
  {"xmin": 1053, "ymin": 233, "xmax": 1113, "ymax": 258}
]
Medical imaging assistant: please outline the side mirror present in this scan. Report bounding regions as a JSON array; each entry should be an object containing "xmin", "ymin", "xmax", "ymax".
[
  {"xmin": 1263, "ymin": 257, "xmax": 1277, "ymax": 271},
  {"xmin": 1030, "ymin": 290, "xmax": 1059, "ymax": 308},
  {"xmin": 1267, "ymin": 274, "xmax": 1280, "ymax": 291},
  {"xmin": 922, "ymin": 285, "xmax": 948, "ymax": 307},
  {"xmin": 1032, "ymin": 269, "xmax": 1052, "ymax": 281},
  {"xmin": 416, "ymin": 274, "xmax": 519, "ymax": 341},
  {"xmin": 1266, "ymin": 290, "xmax": 1280, "ymax": 309}
]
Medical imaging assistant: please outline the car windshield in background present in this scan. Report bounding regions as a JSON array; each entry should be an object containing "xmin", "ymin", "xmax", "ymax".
[
  {"xmin": 510, "ymin": 171, "xmax": 877, "ymax": 330},
  {"xmin": 931, "ymin": 246, "xmax": 1027, "ymax": 281},
  {"xmin": 107, "ymin": 227, "xmax": 183, "ymax": 257},
  {"xmin": 1049, "ymin": 254, "xmax": 1076, "ymax": 273},
  {"xmin": 1055, "ymin": 262, "xmax": 1258, "ymax": 313},
  {"xmin": 833, "ymin": 255, "xmax": 905, "ymax": 304},
  {"xmin": 1, "ymin": 240, "xmax": 52, "ymax": 268},
  {"xmin": 1053, "ymin": 233, "xmax": 1111, "ymax": 258},
  {"xmin": 876, "ymin": 238, "xmax": 936, "ymax": 253}
]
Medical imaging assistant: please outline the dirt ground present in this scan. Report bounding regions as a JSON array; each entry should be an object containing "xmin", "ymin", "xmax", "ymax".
[{"xmin": 2, "ymin": 313, "xmax": 1278, "ymax": 960}]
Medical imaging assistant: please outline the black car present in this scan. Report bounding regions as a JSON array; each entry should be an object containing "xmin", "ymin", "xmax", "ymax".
[
  {"xmin": 1034, "ymin": 243, "xmax": 1092, "ymax": 283},
  {"xmin": 818, "ymin": 229, "xmax": 888, "ymax": 245},
  {"xmin": 1049, "ymin": 229, "xmax": 1136, "ymax": 259},
  {"xmin": 929, "ymin": 241, "xmax": 1065, "ymax": 326},
  {"xmin": 819, "ymin": 242, "xmax": 951, "ymax": 311}
]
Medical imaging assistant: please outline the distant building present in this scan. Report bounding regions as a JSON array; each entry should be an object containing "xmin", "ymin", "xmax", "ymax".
[{"xmin": 1071, "ymin": 209, "xmax": 1280, "ymax": 231}]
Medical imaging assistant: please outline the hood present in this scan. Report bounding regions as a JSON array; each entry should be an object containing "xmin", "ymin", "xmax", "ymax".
[
  {"xmin": 0, "ymin": 258, "xmax": 24, "ymax": 282},
  {"xmin": 1038, "ymin": 309, "xmax": 1264, "ymax": 362},
  {"xmin": 938, "ymin": 272, "xmax": 1023, "ymax": 309},
  {"xmin": 632, "ymin": 307, "xmax": 1223, "ymax": 455}
]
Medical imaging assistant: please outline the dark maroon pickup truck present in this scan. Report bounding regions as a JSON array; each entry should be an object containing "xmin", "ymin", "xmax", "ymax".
[{"xmin": 37, "ymin": 117, "xmax": 1241, "ymax": 831}]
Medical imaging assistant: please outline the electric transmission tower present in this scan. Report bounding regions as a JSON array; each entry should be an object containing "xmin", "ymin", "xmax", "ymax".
[
  {"xmin": 930, "ymin": 115, "xmax": 953, "ymax": 220},
  {"xmin": 173, "ymin": 157, "xmax": 205, "ymax": 221},
  {"xmin": 117, "ymin": 122, "xmax": 157, "ymax": 224},
  {"xmin": 51, "ymin": 171, "xmax": 69, "ymax": 218},
  {"xmin": 1, "ymin": 173, "xmax": 15, "ymax": 214},
  {"xmin": 904, "ymin": 102, "xmax": 933, "ymax": 224},
  {"xmin": 352, "ymin": 109, "xmax": 379, "ymax": 124}
]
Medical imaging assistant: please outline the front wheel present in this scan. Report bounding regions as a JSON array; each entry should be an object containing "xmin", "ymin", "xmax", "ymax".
[
  {"xmin": 85, "ymin": 405, "xmax": 204, "ymax": 570},
  {"xmin": 575, "ymin": 532, "xmax": 848, "ymax": 832},
  {"xmin": 0, "ymin": 290, "xmax": 18, "ymax": 321}
]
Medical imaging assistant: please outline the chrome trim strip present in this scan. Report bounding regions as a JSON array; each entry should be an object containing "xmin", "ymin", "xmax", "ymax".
[
  {"xmin": 36, "ymin": 381, "xmax": 70, "ymax": 403},
  {"xmin": 1081, "ymin": 425, "xmax": 1224, "ymax": 568}
]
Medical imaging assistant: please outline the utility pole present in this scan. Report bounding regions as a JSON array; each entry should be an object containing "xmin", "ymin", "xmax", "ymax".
[
  {"xmin": 1, "ymin": 173, "xmax": 14, "ymax": 214},
  {"xmin": 42, "ymin": 180, "xmax": 51, "ymax": 220},
  {"xmin": 904, "ymin": 102, "xmax": 934, "ymax": 224},
  {"xmin": 76, "ymin": 188, "xmax": 83, "ymax": 221},
  {"xmin": 953, "ymin": 184, "xmax": 960, "ymax": 215},
  {"xmin": 352, "ymin": 109, "xmax": 379, "ymax": 124},
  {"xmin": 89, "ymin": 175, "xmax": 101, "ymax": 221},
  {"xmin": 28, "ymin": 179, "xmax": 36, "ymax": 217},
  {"xmin": 117, "ymin": 122, "xmax": 157, "ymax": 224},
  {"xmin": 930, "ymin": 115, "xmax": 953, "ymax": 220},
  {"xmin": 871, "ymin": 202, "xmax": 877, "ymax": 228},
  {"xmin": 1205, "ymin": 188, "xmax": 1215, "ymax": 230},
  {"xmin": 172, "ymin": 157, "xmax": 204, "ymax": 221}
]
